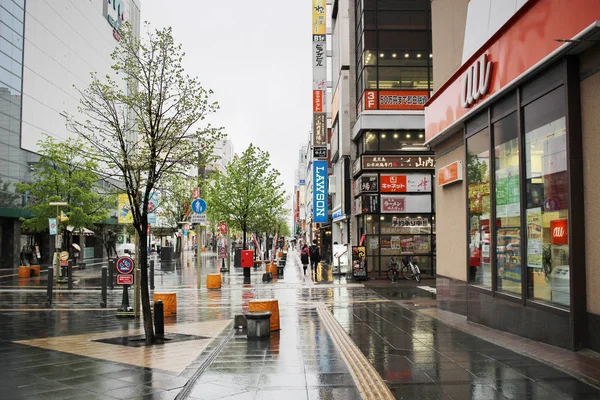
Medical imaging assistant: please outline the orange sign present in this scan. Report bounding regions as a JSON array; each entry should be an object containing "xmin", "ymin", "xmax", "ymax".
[
  {"xmin": 364, "ymin": 90, "xmax": 377, "ymax": 110},
  {"xmin": 313, "ymin": 90, "xmax": 323, "ymax": 112},
  {"xmin": 550, "ymin": 219, "xmax": 568, "ymax": 246},
  {"xmin": 425, "ymin": 0, "xmax": 600, "ymax": 142},
  {"xmin": 363, "ymin": 90, "xmax": 429, "ymax": 111},
  {"xmin": 438, "ymin": 161, "xmax": 463, "ymax": 186}
]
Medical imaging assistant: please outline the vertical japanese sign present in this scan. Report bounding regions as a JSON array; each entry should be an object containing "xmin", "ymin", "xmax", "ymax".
[
  {"xmin": 313, "ymin": 160, "xmax": 328, "ymax": 223},
  {"xmin": 312, "ymin": 0, "xmax": 327, "ymax": 146},
  {"xmin": 118, "ymin": 193, "xmax": 133, "ymax": 224}
]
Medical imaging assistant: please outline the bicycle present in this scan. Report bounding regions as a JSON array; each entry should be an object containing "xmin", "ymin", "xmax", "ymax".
[
  {"xmin": 386, "ymin": 257, "xmax": 401, "ymax": 282},
  {"xmin": 400, "ymin": 257, "xmax": 421, "ymax": 282}
]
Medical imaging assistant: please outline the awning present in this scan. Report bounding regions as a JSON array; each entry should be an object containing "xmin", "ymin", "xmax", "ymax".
[{"xmin": 67, "ymin": 226, "xmax": 95, "ymax": 236}]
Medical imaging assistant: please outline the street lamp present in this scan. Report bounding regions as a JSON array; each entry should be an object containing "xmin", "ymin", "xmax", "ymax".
[{"xmin": 49, "ymin": 201, "xmax": 68, "ymax": 282}]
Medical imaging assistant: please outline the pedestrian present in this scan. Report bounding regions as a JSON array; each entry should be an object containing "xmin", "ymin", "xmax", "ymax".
[
  {"xmin": 309, "ymin": 239, "xmax": 320, "ymax": 282},
  {"xmin": 301, "ymin": 244, "xmax": 310, "ymax": 276}
]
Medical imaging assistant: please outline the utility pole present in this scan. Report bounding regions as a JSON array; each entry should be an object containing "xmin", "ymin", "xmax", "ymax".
[
  {"xmin": 49, "ymin": 202, "xmax": 67, "ymax": 283},
  {"xmin": 196, "ymin": 150, "xmax": 205, "ymax": 289}
]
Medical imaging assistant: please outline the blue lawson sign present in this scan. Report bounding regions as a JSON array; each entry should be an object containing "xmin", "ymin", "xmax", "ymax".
[
  {"xmin": 313, "ymin": 160, "xmax": 328, "ymax": 223},
  {"xmin": 191, "ymin": 199, "xmax": 207, "ymax": 214}
]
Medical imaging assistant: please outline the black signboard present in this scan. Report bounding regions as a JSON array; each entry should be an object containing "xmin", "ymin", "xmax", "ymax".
[
  {"xmin": 351, "ymin": 246, "xmax": 367, "ymax": 280},
  {"xmin": 361, "ymin": 194, "xmax": 379, "ymax": 214},
  {"xmin": 357, "ymin": 175, "xmax": 378, "ymax": 194},
  {"xmin": 313, "ymin": 146, "xmax": 327, "ymax": 159},
  {"xmin": 362, "ymin": 155, "xmax": 435, "ymax": 170}
]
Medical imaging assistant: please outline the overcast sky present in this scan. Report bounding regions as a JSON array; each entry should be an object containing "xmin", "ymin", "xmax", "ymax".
[{"xmin": 140, "ymin": 1, "xmax": 313, "ymax": 227}]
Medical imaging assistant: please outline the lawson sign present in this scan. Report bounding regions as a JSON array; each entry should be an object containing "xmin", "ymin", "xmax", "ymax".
[{"xmin": 313, "ymin": 160, "xmax": 328, "ymax": 223}]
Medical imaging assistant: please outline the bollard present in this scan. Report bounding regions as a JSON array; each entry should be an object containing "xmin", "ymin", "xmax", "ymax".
[
  {"xmin": 154, "ymin": 300, "xmax": 164, "ymax": 339},
  {"xmin": 150, "ymin": 259, "xmax": 155, "ymax": 290},
  {"xmin": 46, "ymin": 266, "xmax": 54, "ymax": 308},
  {"xmin": 100, "ymin": 266, "xmax": 107, "ymax": 308},
  {"xmin": 108, "ymin": 259, "xmax": 115, "ymax": 290},
  {"xmin": 119, "ymin": 285, "xmax": 131, "ymax": 311},
  {"xmin": 67, "ymin": 260, "xmax": 73, "ymax": 290}
]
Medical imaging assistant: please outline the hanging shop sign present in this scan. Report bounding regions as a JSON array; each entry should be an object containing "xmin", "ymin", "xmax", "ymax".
[
  {"xmin": 362, "ymin": 155, "xmax": 435, "ymax": 170},
  {"xmin": 354, "ymin": 196, "xmax": 362, "ymax": 215},
  {"xmin": 332, "ymin": 208, "xmax": 343, "ymax": 222},
  {"xmin": 361, "ymin": 194, "xmax": 379, "ymax": 214},
  {"xmin": 313, "ymin": 113, "xmax": 327, "ymax": 147},
  {"xmin": 380, "ymin": 194, "xmax": 432, "ymax": 213},
  {"xmin": 380, "ymin": 174, "xmax": 432, "ymax": 193},
  {"xmin": 313, "ymin": 160, "xmax": 328, "ymax": 223},
  {"xmin": 356, "ymin": 174, "xmax": 378, "ymax": 196},
  {"xmin": 313, "ymin": 146, "xmax": 327, "ymax": 159},
  {"xmin": 117, "ymin": 193, "xmax": 133, "ymax": 224},
  {"xmin": 438, "ymin": 161, "xmax": 463, "ymax": 186}
]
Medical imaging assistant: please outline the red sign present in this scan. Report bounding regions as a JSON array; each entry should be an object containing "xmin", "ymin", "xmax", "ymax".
[
  {"xmin": 364, "ymin": 90, "xmax": 377, "ymax": 110},
  {"xmin": 438, "ymin": 161, "xmax": 463, "ymax": 186},
  {"xmin": 117, "ymin": 274, "xmax": 133, "ymax": 285},
  {"xmin": 313, "ymin": 90, "xmax": 323, "ymax": 112},
  {"xmin": 193, "ymin": 188, "xmax": 199, "ymax": 199},
  {"xmin": 116, "ymin": 256, "xmax": 135, "ymax": 275},
  {"xmin": 219, "ymin": 222, "xmax": 227, "ymax": 235},
  {"xmin": 219, "ymin": 246, "xmax": 227, "ymax": 259},
  {"xmin": 381, "ymin": 197, "xmax": 406, "ymax": 213},
  {"xmin": 550, "ymin": 219, "xmax": 568, "ymax": 246},
  {"xmin": 380, "ymin": 175, "xmax": 407, "ymax": 193},
  {"xmin": 425, "ymin": 0, "xmax": 600, "ymax": 142}
]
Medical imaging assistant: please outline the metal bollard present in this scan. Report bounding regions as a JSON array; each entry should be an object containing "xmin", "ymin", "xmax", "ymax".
[
  {"xmin": 100, "ymin": 266, "xmax": 108, "ymax": 308},
  {"xmin": 150, "ymin": 259, "xmax": 155, "ymax": 290},
  {"xmin": 154, "ymin": 300, "xmax": 164, "ymax": 339},
  {"xmin": 108, "ymin": 259, "xmax": 115, "ymax": 290},
  {"xmin": 67, "ymin": 260, "xmax": 73, "ymax": 290},
  {"xmin": 46, "ymin": 266, "xmax": 54, "ymax": 307}
]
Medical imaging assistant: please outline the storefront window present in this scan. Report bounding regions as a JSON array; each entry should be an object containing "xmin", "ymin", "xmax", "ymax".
[
  {"xmin": 494, "ymin": 113, "xmax": 521, "ymax": 296},
  {"xmin": 364, "ymin": 131, "xmax": 378, "ymax": 151},
  {"xmin": 365, "ymin": 215, "xmax": 379, "ymax": 234},
  {"xmin": 524, "ymin": 87, "xmax": 569, "ymax": 307},
  {"xmin": 467, "ymin": 128, "xmax": 491, "ymax": 287}
]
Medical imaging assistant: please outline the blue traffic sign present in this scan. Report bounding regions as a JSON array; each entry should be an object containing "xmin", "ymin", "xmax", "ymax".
[{"xmin": 191, "ymin": 199, "xmax": 207, "ymax": 214}]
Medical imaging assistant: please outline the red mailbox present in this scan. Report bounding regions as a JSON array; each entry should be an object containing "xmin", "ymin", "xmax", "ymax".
[{"xmin": 241, "ymin": 250, "xmax": 254, "ymax": 268}]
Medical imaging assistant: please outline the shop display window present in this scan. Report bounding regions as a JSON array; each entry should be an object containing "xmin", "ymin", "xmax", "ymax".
[
  {"xmin": 494, "ymin": 113, "xmax": 521, "ymax": 296},
  {"xmin": 524, "ymin": 87, "xmax": 569, "ymax": 307},
  {"xmin": 365, "ymin": 215, "xmax": 379, "ymax": 234},
  {"xmin": 467, "ymin": 128, "xmax": 492, "ymax": 287}
]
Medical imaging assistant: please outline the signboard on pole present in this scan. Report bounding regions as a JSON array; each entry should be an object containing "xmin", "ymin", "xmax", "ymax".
[
  {"xmin": 219, "ymin": 246, "xmax": 227, "ymax": 259},
  {"xmin": 116, "ymin": 256, "xmax": 135, "ymax": 275},
  {"xmin": 191, "ymin": 214, "xmax": 207, "ymax": 225},
  {"xmin": 313, "ymin": 160, "xmax": 328, "ymax": 223},
  {"xmin": 49, "ymin": 218, "xmax": 57, "ymax": 235},
  {"xmin": 117, "ymin": 274, "xmax": 133, "ymax": 285},
  {"xmin": 60, "ymin": 251, "xmax": 69, "ymax": 267},
  {"xmin": 191, "ymin": 199, "xmax": 207, "ymax": 214},
  {"xmin": 118, "ymin": 193, "xmax": 133, "ymax": 224},
  {"xmin": 219, "ymin": 222, "xmax": 227, "ymax": 235}
]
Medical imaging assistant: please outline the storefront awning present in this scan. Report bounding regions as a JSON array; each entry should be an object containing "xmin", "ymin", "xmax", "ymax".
[{"xmin": 67, "ymin": 226, "xmax": 95, "ymax": 236}]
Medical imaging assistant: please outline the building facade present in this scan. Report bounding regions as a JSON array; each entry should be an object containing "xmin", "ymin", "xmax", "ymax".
[
  {"xmin": 0, "ymin": 0, "xmax": 141, "ymax": 266},
  {"xmin": 349, "ymin": 0, "xmax": 436, "ymax": 277},
  {"xmin": 427, "ymin": 0, "xmax": 600, "ymax": 351}
]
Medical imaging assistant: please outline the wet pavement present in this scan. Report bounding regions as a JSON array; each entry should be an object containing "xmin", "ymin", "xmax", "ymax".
[{"xmin": 1, "ymin": 250, "xmax": 600, "ymax": 399}]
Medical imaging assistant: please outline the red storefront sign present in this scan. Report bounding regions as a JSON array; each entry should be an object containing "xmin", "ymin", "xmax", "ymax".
[
  {"xmin": 380, "ymin": 175, "xmax": 407, "ymax": 193},
  {"xmin": 550, "ymin": 219, "xmax": 568, "ymax": 246}
]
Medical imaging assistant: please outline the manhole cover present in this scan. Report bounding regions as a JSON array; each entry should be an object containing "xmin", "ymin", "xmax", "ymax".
[{"xmin": 93, "ymin": 333, "xmax": 209, "ymax": 347}]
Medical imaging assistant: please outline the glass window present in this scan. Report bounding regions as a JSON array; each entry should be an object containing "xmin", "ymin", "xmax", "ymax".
[
  {"xmin": 379, "ymin": 31, "xmax": 429, "ymax": 50},
  {"xmin": 377, "ymin": 11, "xmax": 428, "ymax": 29},
  {"xmin": 378, "ymin": 66, "xmax": 429, "ymax": 90},
  {"xmin": 467, "ymin": 128, "xmax": 492, "ymax": 287},
  {"xmin": 364, "ymin": 131, "xmax": 378, "ymax": 151},
  {"xmin": 364, "ymin": 66, "xmax": 377, "ymax": 89},
  {"xmin": 365, "ymin": 215, "xmax": 379, "ymax": 234},
  {"xmin": 494, "ymin": 113, "xmax": 521, "ymax": 296},
  {"xmin": 364, "ymin": 10, "xmax": 376, "ymax": 29},
  {"xmin": 524, "ymin": 87, "xmax": 569, "ymax": 307}
]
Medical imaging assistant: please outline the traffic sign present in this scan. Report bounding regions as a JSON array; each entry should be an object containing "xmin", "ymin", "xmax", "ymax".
[
  {"xmin": 219, "ymin": 246, "xmax": 227, "ymax": 259},
  {"xmin": 116, "ymin": 256, "xmax": 135, "ymax": 275},
  {"xmin": 117, "ymin": 274, "xmax": 133, "ymax": 285},
  {"xmin": 60, "ymin": 251, "xmax": 69, "ymax": 267},
  {"xmin": 191, "ymin": 214, "xmax": 207, "ymax": 225},
  {"xmin": 219, "ymin": 222, "xmax": 227, "ymax": 235},
  {"xmin": 191, "ymin": 199, "xmax": 207, "ymax": 214}
]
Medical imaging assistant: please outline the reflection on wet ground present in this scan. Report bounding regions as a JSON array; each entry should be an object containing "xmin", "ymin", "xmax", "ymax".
[{"xmin": 0, "ymin": 250, "xmax": 599, "ymax": 399}]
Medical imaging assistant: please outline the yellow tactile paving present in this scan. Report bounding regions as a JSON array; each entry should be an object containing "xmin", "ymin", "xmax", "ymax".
[{"xmin": 14, "ymin": 319, "xmax": 232, "ymax": 373}]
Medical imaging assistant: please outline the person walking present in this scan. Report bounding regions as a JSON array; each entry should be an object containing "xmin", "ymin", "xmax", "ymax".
[
  {"xmin": 300, "ymin": 244, "xmax": 310, "ymax": 276},
  {"xmin": 309, "ymin": 240, "xmax": 320, "ymax": 282}
]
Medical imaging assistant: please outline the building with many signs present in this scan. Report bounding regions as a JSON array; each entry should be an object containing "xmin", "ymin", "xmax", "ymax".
[
  {"xmin": 426, "ymin": 0, "xmax": 600, "ymax": 352},
  {"xmin": 0, "ymin": 0, "xmax": 141, "ymax": 266},
  {"xmin": 346, "ymin": 0, "xmax": 436, "ymax": 278}
]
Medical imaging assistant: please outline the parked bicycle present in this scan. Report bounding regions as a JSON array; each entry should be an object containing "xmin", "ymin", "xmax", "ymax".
[
  {"xmin": 400, "ymin": 256, "xmax": 421, "ymax": 282},
  {"xmin": 386, "ymin": 257, "xmax": 401, "ymax": 282}
]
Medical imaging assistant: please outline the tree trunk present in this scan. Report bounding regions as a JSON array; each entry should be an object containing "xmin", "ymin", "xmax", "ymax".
[
  {"xmin": 138, "ymin": 228, "xmax": 155, "ymax": 344},
  {"xmin": 242, "ymin": 227, "xmax": 247, "ymax": 251}
]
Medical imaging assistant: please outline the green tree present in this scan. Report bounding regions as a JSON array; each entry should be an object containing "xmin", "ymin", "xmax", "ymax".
[
  {"xmin": 158, "ymin": 174, "xmax": 193, "ymax": 255},
  {"xmin": 69, "ymin": 23, "xmax": 222, "ymax": 344},
  {"xmin": 16, "ymin": 135, "xmax": 114, "ymax": 241},
  {"xmin": 205, "ymin": 144, "xmax": 287, "ymax": 250}
]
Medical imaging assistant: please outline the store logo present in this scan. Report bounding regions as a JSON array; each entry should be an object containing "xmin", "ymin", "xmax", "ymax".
[
  {"xmin": 105, "ymin": 0, "xmax": 127, "ymax": 40},
  {"xmin": 550, "ymin": 219, "xmax": 568, "ymax": 245},
  {"xmin": 461, "ymin": 53, "xmax": 493, "ymax": 108},
  {"xmin": 313, "ymin": 160, "xmax": 328, "ymax": 223}
]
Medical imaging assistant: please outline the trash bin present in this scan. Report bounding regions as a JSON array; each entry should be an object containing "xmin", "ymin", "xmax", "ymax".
[{"xmin": 161, "ymin": 246, "xmax": 175, "ymax": 261}]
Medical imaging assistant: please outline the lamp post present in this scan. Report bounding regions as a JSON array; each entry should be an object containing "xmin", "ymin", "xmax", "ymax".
[{"xmin": 49, "ymin": 201, "xmax": 67, "ymax": 282}]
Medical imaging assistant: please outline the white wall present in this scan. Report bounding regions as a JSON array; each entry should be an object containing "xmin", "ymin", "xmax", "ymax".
[
  {"xmin": 462, "ymin": 0, "xmax": 530, "ymax": 63},
  {"xmin": 21, "ymin": 0, "xmax": 140, "ymax": 153}
]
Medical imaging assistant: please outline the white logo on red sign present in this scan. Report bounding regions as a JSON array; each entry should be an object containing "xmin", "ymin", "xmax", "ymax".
[{"xmin": 461, "ymin": 53, "xmax": 493, "ymax": 108}]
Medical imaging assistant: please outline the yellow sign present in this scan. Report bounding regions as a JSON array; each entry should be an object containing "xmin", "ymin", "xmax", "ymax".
[
  {"xmin": 312, "ymin": 0, "xmax": 326, "ymax": 35},
  {"xmin": 118, "ymin": 193, "xmax": 133, "ymax": 224},
  {"xmin": 60, "ymin": 251, "xmax": 69, "ymax": 261}
]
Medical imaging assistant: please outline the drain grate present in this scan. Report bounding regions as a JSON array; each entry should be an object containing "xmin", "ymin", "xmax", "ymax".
[{"xmin": 93, "ymin": 333, "xmax": 209, "ymax": 347}]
